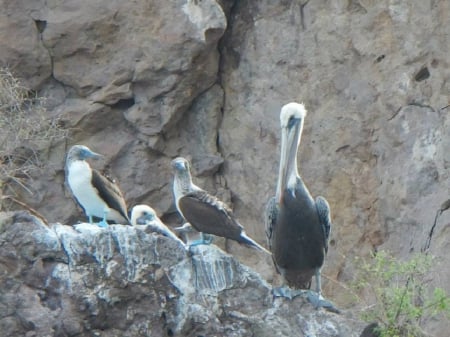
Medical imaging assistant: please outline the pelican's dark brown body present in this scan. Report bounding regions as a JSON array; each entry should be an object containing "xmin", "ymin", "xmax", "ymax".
[
  {"xmin": 265, "ymin": 103, "xmax": 331, "ymax": 292},
  {"xmin": 272, "ymin": 180, "xmax": 326, "ymax": 288}
]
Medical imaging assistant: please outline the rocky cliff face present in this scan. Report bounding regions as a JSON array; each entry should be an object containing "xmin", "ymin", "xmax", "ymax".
[
  {"xmin": 1, "ymin": 0, "xmax": 449, "ymax": 335},
  {"xmin": 0, "ymin": 211, "xmax": 361, "ymax": 337}
]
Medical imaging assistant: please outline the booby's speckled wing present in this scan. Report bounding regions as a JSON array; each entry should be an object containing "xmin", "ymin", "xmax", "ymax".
[
  {"xmin": 91, "ymin": 169, "xmax": 129, "ymax": 223},
  {"xmin": 178, "ymin": 190, "xmax": 245, "ymax": 241},
  {"xmin": 315, "ymin": 196, "xmax": 331, "ymax": 253},
  {"xmin": 264, "ymin": 196, "xmax": 277, "ymax": 250}
]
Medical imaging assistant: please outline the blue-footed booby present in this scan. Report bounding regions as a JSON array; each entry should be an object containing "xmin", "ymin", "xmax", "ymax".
[
  {"xmin": 65, "ymin": 145, "xmax": 130, "ymax": 227},
  {"xmin": 131, "ymin": 204, "xmax": 186, "ymax": 248},
  {"xmin": 171, "ymin": 157, "xmax": 270, "ymax": 254},
  {"xmin": 265, "ymin": 103, "xmax": 337, "ymax": 311}
]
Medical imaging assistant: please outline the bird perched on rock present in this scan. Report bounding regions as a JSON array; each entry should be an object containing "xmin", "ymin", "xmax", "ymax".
[
  {"xmin": 130, "ymin": 204, "xmax": 186, "ymax": 248},
  {"xmin": 171, "ymin": 157, "xmax": 270, "ymax": 254},
  {"xmin": 65, "ymin": 145, "xmax": 130, "ymax": 227},
  {"xmin": 265, "ymin": 102, "xmax": 337, "ymax": 311}
]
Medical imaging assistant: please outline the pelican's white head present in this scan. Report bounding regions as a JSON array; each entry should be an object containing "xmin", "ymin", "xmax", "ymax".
[
  {"xmin": 280, "ymin": 102, "xmax": 307, "ymax": 129},
  {"xmin": 276, "ymin": 102, "xmax": 307, "ymax": 200}
]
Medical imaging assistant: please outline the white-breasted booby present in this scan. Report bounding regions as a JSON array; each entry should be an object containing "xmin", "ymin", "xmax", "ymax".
[
  {"xmin": 171, "ymin": 157, "xmax": 270, "ymax": 254},
  {"xmin": 265, "ymin": 103, "xmax": 336, "ymax": 311},
  {"xmin": 130, "ymin": 204, "xmax": 186, "ymax": 248},
  {"xmin": 65, "ymin": 145, "xmax": 130, "ymax": 227}
]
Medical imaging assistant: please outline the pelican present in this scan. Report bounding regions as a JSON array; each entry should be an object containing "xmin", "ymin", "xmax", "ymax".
[
  {"xmin": 265, "ymin": 103, "xmax": 336, "ymax": 311},
  {"xmin": 172, "ymin": 157, "xmax": 270, "ymax": 254},
  {"xmin": 131, "ymin": 204, "xmax": 186, "ymax": 248},
  {"xmin": 65, "ymin": 145, "xmax": 130, "ymax": 227}
]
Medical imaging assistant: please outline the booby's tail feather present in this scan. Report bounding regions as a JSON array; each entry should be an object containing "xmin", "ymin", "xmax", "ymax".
[{"xmin": 239, "ymin": 232, "xmax": 272, "ymax": 255}]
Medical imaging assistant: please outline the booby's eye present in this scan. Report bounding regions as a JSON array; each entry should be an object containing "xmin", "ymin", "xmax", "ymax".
[
  {"xmin": 143, "ymin": 211, "xmax": 154, "ymax": 219},
  {"xmin": 175, "ymin": 161, "xmax": 186, "ymax": 171},
  {"xmin": 80, "ymin": 148, "xmax": 90, "ymax": 159}
]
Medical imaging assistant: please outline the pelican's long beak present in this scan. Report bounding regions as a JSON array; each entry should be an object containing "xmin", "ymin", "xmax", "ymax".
[{"xmin": 276, "ymin": 118, "xmax": 304, "ymax": 200}]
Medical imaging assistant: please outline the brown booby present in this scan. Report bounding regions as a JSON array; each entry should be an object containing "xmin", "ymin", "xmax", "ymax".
[
  {"xmin": 171, "ymin": 157, "xmax": 270, "ymax": 253},
  {"xmin": 265, "ymin": 103, "xmax": 336, "ymax": 311},
  {"xmin": 65, "ymin": 145, "xmax": 130, "ymax": 227},
  {"xmin": 130, "ymin": 204, "xmax": 186, "ymax": 248}
]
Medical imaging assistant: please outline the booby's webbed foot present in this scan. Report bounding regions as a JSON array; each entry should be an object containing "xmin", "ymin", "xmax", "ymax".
[
  {"xmin": 188, "ymin": 240, "xmax": 207, "ymax": 248},
  {"xmin": 272, "ymin": 286, "xmax": 306, "ymax": 300},
  {"xmin": 97, "ymin": 220, "xmax": 109, "ymax": 228},
  {"xmin": 202, "ymin": 233, "xmax": 213, "ymax": 244},
  {"xmin": 189, "ymin": 234, "xmax": 213, "ymax": 247},
  {"xmin": 306, "ymin": 291, "xmax": 340, "ymax": 313}
]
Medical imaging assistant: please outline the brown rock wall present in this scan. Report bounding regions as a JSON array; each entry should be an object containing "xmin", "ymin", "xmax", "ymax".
[{"xmin": 1, "ymin": 0, "xmax": 450, "ymax": 334}]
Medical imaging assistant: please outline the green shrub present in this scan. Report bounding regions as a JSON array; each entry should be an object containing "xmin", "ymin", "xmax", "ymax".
[{"xmin": 353, "ymin": 250, "xmax": 450, "ymax": 337}]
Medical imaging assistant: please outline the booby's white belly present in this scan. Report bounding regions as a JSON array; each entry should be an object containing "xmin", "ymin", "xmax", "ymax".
[{"xmin": 68, "ymin": 161, "xmax": 109, "ymax": 218}]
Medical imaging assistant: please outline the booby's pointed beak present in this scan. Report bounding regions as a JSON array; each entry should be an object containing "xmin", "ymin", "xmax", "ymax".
[
  {"xmin": 85, "ymin": 150, "xmax": 103, "ymax": 160},
  {"xmin": 78, "ymin": 146, "xmax": 104, "ymax": 160}
]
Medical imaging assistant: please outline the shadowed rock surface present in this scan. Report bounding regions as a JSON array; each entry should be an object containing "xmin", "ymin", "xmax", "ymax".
[{"xmin": 0, "ymin": 211, "xmax": 363, "ymax": 337}]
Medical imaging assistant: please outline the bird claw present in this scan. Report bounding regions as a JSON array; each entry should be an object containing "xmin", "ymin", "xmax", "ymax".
[
  {"xmin": 188, "ymin": 240, "xmax": 206, "ymax": 248},
  {"xmin": 202, "ymin": 234, "xmax": 213, "ymax": 244},
  {"xmin": 272, "ymin": 287, "xmax": 340, "ymax": 313},
  {"xmin": 272, "ymin": 286, "xmax": 306, "ymax": 300},
  {"xmin": 187, "ymin": 234, "xmax": 214, "ymax": 251},
  {"xmin": 97, "ymin": 220, "xmax": 109, "ymax": 228},
  {"xmin": 188, "ymin": 237, "xmax": 212, "ymax": 248},
  {"xmin": 306, "ymin": 291, "xmax": 340, "ymax": 313}
]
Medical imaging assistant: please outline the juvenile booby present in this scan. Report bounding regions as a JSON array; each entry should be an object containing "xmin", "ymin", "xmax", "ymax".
[
  {"xmin": 131, "ymin": 204, "xmax": 186, "ymax": 248},
  {"xmin": 265, "ymin": 103, "xmax": 336, "ymax": 311},
  {"xmin": 65, "ymin": 145, "xmax": 130, "ymax": 227},
  {"xmin": 171, "ymin": 157, "xmax": 270, "ymax": 254}
]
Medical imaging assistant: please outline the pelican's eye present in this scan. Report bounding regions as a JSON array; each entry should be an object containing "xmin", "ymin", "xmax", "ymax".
[{"xmin": 287, "ymin": 116, "xmax": 298, "ymax": 129}]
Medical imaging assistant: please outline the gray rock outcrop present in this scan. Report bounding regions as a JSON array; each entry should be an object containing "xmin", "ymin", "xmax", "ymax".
[{"xmin": 0, "ymin": 211, "xmax": 361, "ymax": 337}]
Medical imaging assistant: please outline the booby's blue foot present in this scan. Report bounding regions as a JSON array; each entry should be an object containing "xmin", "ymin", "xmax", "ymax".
[
  {"xmin": 188, "ymin": 240, "xmax": 207, "ymax": 253},
  {"xmin": 272, "ymin": 286, "xmax": 306, "ymax": 300},
  {"xmin": 96, "ymin": 212, "xmax": 110, "ymax": 228},
  {"xmin": 189, "ymin": 240, "xmax": 207, "ymax": 247},
  {"xmin": 202, "ymin": 233, "xmax": 213, "ymax": 244},
  {"xmin": 97, "ymin": 220, "xmax": 109, "ymax": 228},
  {"xmin": 306, "ymin": 291, "xmax": 340, "ymax": 313},
  {"xmin": 188, "ymin": 233, "xmax": 214, "ymax": 251},
  {"xmin": 189, "ymin": 238, "xmax": 212, "ymax": 247}
]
